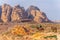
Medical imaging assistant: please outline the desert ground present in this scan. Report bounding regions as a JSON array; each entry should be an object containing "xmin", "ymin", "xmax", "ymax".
[{"xmin": 0, "ymin": 22, "xmax": 60, "ymax": 40}]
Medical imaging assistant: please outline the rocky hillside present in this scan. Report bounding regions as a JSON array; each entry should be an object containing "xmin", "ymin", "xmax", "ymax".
[{"xmin": 0, "ymin": 4, "xmax": 52, "ymax": 23}]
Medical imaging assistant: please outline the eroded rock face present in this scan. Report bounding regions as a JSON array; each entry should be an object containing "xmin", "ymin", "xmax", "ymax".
[
  {"xmin": 0, "ymin": 6, "xmax": 2, "ymax": 22},
  {"xmin": 0, "ymin": 4, "xmax": 52, "ymax": 23},
  {"xmin": 11, "ymin": 5, "xmax": 25, "ymax": 22},
  {"xmin": 1, "ymin": 4, "xmax": 12, "ymax": 22},
  {"xmin": 26, "ymin": 6, "xmax": 51, "ymax": 23}
]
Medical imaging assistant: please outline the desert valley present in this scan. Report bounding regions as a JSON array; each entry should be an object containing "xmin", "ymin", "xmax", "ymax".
[{"xmin": 0, "ymin": 4, "xmax": 60, "ymax": 40}]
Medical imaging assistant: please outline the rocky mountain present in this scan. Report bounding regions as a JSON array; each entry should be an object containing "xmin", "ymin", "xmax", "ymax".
[
  {"xmin": 0, "ymin": 4, "xmax": 52, "ymax": 23},
  {"xmin": 1, "ymin": 4, "xmax": 12, "ymax": 22},
  {"xmin": 26, "ymin": 5, "xmax": 52, "ymax": 23},
  {"xmin": 11, "ymin": 5, "xmax": 25, "ymax": 22}
]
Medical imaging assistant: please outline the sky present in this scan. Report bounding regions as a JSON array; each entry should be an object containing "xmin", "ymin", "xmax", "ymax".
[{"xmin": 0, "ymin": 0, "xmax": 60, "ymax": 21}]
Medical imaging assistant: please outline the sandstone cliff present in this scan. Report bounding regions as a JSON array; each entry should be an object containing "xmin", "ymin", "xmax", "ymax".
[
  {"xmin": 26, "ymin": 6, "xmax": 51, "ymax": 23},
  {"xmin": 11, "ymin": 5, "xmax": 25, "ymax": 22},
  {"xmin": 0, "ymin": 6, "xmax": 2, "ymax": 22},
  {"xmin": 0, "ymin": 4, "xmax": 52, "ymax": 23},
  {"xmin": 1, "ymin": 4, "xmax": 12, "ymax": 22}
]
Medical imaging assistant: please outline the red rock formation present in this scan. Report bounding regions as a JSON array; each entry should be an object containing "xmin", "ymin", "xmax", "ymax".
[
  {"xmin": 1, "ymin": 4, "xmax": 12, "ymax": 22},
  {"xmin": 11, "ymin": 5, "xmax": 25, "ymax": 22},
  {"xmin": 0, "ymin": 4, "xmax": 52, "ymax": 23},
  {"xmin": 26, "ymin": 6, "xmax": 52, "ymax": 23}
]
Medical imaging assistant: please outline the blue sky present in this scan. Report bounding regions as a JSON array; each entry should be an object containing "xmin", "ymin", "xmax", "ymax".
[{"xmin": 0, "ymin": 0, "xmax": 60, "ymax": 21}]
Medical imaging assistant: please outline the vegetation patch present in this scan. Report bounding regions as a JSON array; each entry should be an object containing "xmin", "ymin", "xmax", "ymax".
[{"xmin": 44, "ymin": 35, "xmax": 57, "ymax": 40}]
